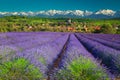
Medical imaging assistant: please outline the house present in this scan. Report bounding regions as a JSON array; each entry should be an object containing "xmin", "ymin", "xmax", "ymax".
[{"xmin": 67, "ymin": 27, "xmax": 75, "ymax": 31}]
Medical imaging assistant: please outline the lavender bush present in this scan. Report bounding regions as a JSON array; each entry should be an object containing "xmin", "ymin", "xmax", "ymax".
[
  {"xmin": 81, "ymin": 34, "xmax": 120, "ymax": 50},
  {"xmin": 16, "ymin": 34, "xmax": 69, "ymax": 78},
  {"xmin": 76, "ymin": 33, "xmax": 120, "ymax": 76},
  {"xmin": 86, "ymin": 33, "xmax": 120, "ymax": 44},
  {"xmin": 0, "ymin": 32, "xmax": 119, "ymax": 79},
  {"xmin": 54, "ymin": 34, "xmax": 111, "ymax": 80}
]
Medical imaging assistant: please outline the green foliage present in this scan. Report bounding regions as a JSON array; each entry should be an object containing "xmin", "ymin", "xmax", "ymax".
[
  {"xmin": 0, "ymin": 58, "xmax": 43, "ymax": 80},
  {"xmin": 55, "ymin": 56, "xmax": 110, "ymax": 80},
  {"xmin": 100, "ymin": 23, "xmax": 117, "ymax": 34},
  {"xmin": 0, "ymin": 16, "xmax": 120, "ymax": 33},
  {"xmin": 116, "ymin": 25, "xmax": 120, "ymax": 34}
]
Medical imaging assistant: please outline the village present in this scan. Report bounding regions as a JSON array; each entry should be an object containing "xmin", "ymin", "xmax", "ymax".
[
  {"xmin": 25, "ymin": 18, "xmax": 119, "ymax": 33},
  {"xmin": 0, "ymin": 16, "xmax": 120, "ymax": 34}
]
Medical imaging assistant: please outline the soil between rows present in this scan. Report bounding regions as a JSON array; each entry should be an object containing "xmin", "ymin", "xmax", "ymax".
[{"xmin": 47, "ymin": 34, "xmax": 70, "ymax": 80}]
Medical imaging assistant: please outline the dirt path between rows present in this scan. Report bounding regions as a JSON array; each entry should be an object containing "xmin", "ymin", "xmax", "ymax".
[{"xmin": 47, "ymin": 34, "xmax": 70, "ymax": 80}]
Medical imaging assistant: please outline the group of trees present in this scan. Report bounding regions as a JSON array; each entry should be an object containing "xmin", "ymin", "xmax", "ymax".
[
  {"xmin": 0, "ymin": 16, "xmax": 120, "ymax": 34},
  {"xmin": 94, "ymin": 23, "xmax": 118, "ymax": 34}
]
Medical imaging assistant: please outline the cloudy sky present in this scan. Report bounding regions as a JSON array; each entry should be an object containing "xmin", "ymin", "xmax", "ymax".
[{"xmin": 0, "ymin": 0, "xmax": 120, "ymax": 12}]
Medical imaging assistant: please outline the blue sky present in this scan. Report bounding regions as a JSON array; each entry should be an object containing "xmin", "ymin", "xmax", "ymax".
[{"xmin": 0, "ymin": 0, "xmax": 120, "ymax": 12}]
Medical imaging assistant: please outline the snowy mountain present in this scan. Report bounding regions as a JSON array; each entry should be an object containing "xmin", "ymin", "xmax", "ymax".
[{"xmin": 0, "ymin": 9, "xmax": 120, "ymax": 18}]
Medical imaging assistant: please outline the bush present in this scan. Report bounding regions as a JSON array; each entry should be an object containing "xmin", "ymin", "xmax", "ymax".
[
  {"xmin": 116, "ymin": 25, "xmax": 120, "ymax": 34},
  {"xmin": 0, "ymin": 58, "xmax": 43, "ymax": 80},
  {"xmin": 55, "ymin": 56, "xmax": 110, "ymax": 80},
  {"xmin": 100, "ymin": 23, "xmax": 117, "ymax": 34}
]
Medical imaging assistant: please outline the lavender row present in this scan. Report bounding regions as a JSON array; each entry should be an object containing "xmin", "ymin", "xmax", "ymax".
[
  {"xmin": 0, "ymin": 45, "xmax": 19, "ymax": 63},
  {"xmin": 85, "ymin": 33, "xmax": 120, "ymax": 44},
  {"xmin": 76, "ymin": 33, "xmax": 120, "ymax": 76},
  {"xmin": 0, "ymin": 32, "xmax": 66, "ymax": 52},
  {"xmin": 54, "ymin": 34, "xmax": 111, "ymax": 79},
  {"xmin": 81, "ymin": 34, "xmax": 120, "ymax": 50},
  {"xmin": 0, "ymin": 32, "xmax": 69, "ymax": 78},
  {"xmin": 0, "ymin": 32, "xmax": 64, "ymax": 45},
  {"xmin": 59, "ymin": 34, "xmax": 95, "ymax": 68},
  {"xmin": 0, "ymin": 32, "xmax": 68, "ymax": 55},
  {"xmin": 7, "ymin": 34, "xmax": 64, "ymax": 51},
  {"xmin": 16, "ymin": 34, "xmax": 69, "ymax": 77}
]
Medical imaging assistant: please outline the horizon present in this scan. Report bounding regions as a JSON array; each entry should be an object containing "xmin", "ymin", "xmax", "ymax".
[
  {"xmin": 0, "ymin": 9, "xmax": 119, "ymax": 12},
  {"xmin": 0, "ymin": 0, "xmax": 120, "ymax": 12},
  {"xmin": 0, "ymin": 9, "xmax": 120, "ymax": 19}
]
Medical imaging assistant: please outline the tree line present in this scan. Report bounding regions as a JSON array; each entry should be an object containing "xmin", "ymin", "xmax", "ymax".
[{"xmin": 0, "ymin": 16, "xmax": 120, "ymax": 34}]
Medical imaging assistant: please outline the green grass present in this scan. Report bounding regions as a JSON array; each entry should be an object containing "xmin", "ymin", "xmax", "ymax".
[
  {"xmin": 55, "ymin": 56, "xmax": 110, "ymax": 80},
  {"xmin": 0, "ymin": 58, "xmax": 44, "ymax": 80}
]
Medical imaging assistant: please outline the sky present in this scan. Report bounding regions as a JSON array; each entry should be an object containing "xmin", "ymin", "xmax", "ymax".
[{"xmin": 0, "ymin": 0, "xmax": 120, "ymax": 12}]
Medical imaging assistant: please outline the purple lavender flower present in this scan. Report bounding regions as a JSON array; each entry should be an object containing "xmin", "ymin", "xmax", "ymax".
[
  {"xmin": 55, "ymin": 34, "xmax": 111, "ymax": 79},
  {"xmin": 81, "ymin": 33, "xmax": 120, "ymax": 50},
  {"xmin": 16, "ymin": 34, "xmax": 69, "ymax": 77},
  {"xmin": 76, "ymin": 33, "xmax": 120, "ymax": 76}
]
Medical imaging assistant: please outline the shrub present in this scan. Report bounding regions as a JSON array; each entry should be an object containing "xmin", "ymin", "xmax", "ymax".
[
  {"xmin": 100, "ymin": 23, "xmax": 117, "ymax": 34},
  {"xmin": 0, "ymin": 58, "xmax": 43, "ymax": 80},
  {"xmin": 55, "ymin": 56, "xmax": 110, "ymax": 80},
  {"xmin": 116, "ymin": 25, "xmax": 120, "ymax": 34}
]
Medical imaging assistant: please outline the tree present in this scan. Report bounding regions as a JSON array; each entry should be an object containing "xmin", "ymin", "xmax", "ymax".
[
  {"xmin": 100, "ymin": 23, "xmax": 117, "ymax": 34},
  {"xmin": 116, "ymin": 25, "xmax": 120, "ymax": 34}
]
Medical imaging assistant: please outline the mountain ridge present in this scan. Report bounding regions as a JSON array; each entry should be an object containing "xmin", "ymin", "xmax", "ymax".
[{"xmin": 0, "ymin": 9, "xmax": 120, "ymax": 18}]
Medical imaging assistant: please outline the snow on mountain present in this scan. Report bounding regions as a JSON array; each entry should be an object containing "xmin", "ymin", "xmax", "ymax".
[
  {"xmin": 84, "ymin": 10, "xmax": 93, "ymax": 16},
  {"xmin": 0, "ymin": 12, "xmax": 9, "ymax": 15},
  {"xmin": 0, "ymin": 9, "xmax": 120, "ymax": 18},
  {"xmin": 72, "ymin": 10, "xmax": 84, "ymax": 16},
  {"xmin": 95, "ymin": 9, "xmax": 116, "ymax": 16}
]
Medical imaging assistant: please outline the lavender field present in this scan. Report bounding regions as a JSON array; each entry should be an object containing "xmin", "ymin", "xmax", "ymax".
[{"xmin": 0, "ymin": 32, "xmax": 120, "ymax": 80}]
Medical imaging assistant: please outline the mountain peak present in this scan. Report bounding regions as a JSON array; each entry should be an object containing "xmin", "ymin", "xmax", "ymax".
[
  {"xmin": 0, "ymin": 9, "xmax": 120, "ymax": 18},
  {"xmin": 95, "ymin": 9, "xmax": 116, "ymax": 16}
]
